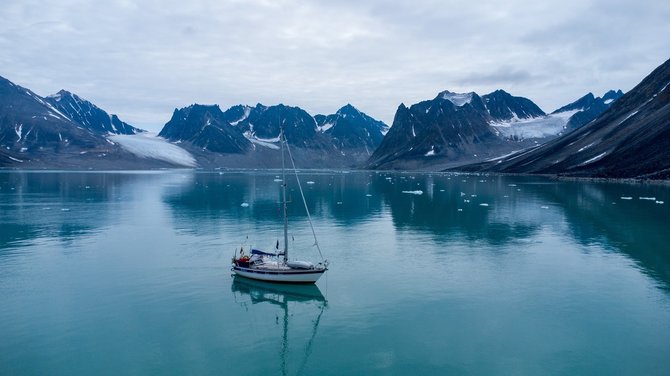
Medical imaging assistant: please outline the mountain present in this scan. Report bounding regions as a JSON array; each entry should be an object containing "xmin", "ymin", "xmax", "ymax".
[
  {"xmin": 367, "ymin": 86, "xmax": 629, "ymax": 170},
  {"xmin": 222, "ymin": 103, "xmax": 334, "ymax": 150},
  {"xmin": 367, "ymin": 90, "xmax": 546, "ymax": 170},
  {"xmin": 0, "ymin": 75, "xmax": 191, "ymax": 168},
  {"xmin": 482, "ymin": 89, "xmax": 546, "ymax": 120},
  {"xmin": 156, "ymin": 102, "xmax": 388, "ymax": 168},
  {"xmin": 458, "ymin": 58, "xmax": 670, "ymax": 179},
  {"xmin": 0, "ymin": 75, "xmax": 107, "ymax": 154},
  {"xmin": 45, "ymin": 90, "xmax": 142, "ymax": 135},
  {"xmin": 553, "ymin": 90, "xmax": 624, "ymax": 130},
  {"xmin": 488, "ymin": 90, "xmax": 621, "ymax": 143},
  {"xmin": 315, "ymin": 104, "xmax": 389, "ymax": 152},
  {"xmin": 158, "ymin": 104, "xmax": 251, "ymax": 154},
  {"xmin": 553, "ymin": 93, "xmax": 597, "ymax": 114}
]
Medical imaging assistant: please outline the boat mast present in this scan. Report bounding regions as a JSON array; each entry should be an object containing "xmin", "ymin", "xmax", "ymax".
[{"xmin": 281, "ymin": 128, "xmax": 288, "ymax": 262}]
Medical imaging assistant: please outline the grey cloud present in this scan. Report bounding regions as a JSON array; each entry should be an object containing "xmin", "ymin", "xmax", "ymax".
[
  {"xmin": 452, "ymin": 67, "xmax": 537, "ymax": 87},
  {"xmin": 1, "ymin": 0, "xmax": 669, "ymax": 130}
]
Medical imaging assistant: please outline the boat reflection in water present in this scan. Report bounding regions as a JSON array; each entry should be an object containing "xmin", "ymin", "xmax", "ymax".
[{"xmin": 231, "ymin": 276, "xmax": 327, "ymax": 376}]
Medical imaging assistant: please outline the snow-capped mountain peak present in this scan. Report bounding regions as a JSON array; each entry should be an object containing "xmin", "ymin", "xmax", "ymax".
[
  {"xmin": 45, "ymin": 89, "xmax": 141, "ymax": 135},
  {"xmin": 438, "ymin": 91, "xmax": 475, "ymax": 107}
]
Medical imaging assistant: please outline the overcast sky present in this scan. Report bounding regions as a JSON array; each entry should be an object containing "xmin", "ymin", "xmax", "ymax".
[{"xmin": 2, "ymin": 0, "xmax": 669, "ymax": 131}]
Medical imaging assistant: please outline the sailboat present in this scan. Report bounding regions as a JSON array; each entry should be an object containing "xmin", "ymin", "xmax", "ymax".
[{"xmin": 231, "ymin": 129, "xmax": 328, "ymax": 283}]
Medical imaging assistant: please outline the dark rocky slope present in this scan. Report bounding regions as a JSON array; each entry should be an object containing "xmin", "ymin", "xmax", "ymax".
[{"xmin": 458, "ymin": 58, "xmax": 670, "ymax": 179}]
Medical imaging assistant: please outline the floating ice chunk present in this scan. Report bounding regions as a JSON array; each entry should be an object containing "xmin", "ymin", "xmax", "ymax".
[
  {"xmin": 639, "ymin": 197, "xmax": 656, "ymax": 200},
  {"xmin": 620, "ymin": 197, "xmax": 632, "ymax": 200},
  {"xmin": 402, "ymin": 190, "xmax": 423, "ymax": 195},
  {"xmin": 240, "ymin": 203, "xmax": 249, "ymax": 207}
]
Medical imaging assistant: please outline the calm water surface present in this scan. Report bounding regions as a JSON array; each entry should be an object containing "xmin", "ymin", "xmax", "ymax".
[{"xmin": 1, "ymin": 170, "xmax": 669, "ymax": 375}]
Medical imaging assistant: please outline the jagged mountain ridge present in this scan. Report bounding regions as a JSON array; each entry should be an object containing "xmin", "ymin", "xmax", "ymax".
[
  {"xmin": 0, "ymin": 75, "xmax": 106, "ymax": 153},
  {"xmin": 315, "ymin": 104, "xmax": 389, "ymax": 152},
  {"xmin": 482, "ymin": 89, "xmax": 546, "ymax": 120},
  {"xmin": 0, "ymin": 71, "xmax": 642, "ymax": 173},
  {"xmin": 368, "ymin": 87, "xmax": 625, "ymax": 170},
  {"xmin": 158, "ymin": 104, "xmax": 252, "ymax": 154},
  {"xmin": 221, "ymin": 103, "xmax": 333, "ymax": 150},
  {"xmin": 45, "ymin": 90, "xmax": 142, "ymax": 135},
  {"xmin": 458, "ymin": 58, "xmax": 670, "ymax": 179},
  {"xmin": 159, "ymin": 100, "xmax": 388, "ymax": 167},
  {"xmin": 553, "ymin": 90, "xmax": 625, "ymax": 130},
  {"xmin": 490, "ymin": 90, "xmax": 623, "ymax": 141},
  {"xmin": 367, "ymin": 89, "xmax": 548, "ymax": 170},
  {"xmin": 0, "ymin": 75, "xmax": 185, "ymax": 168}
]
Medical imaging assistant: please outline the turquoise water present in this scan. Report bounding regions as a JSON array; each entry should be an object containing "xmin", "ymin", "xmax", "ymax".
[{"xmin": 1, "ymin": 171, "xmax": 669, "ymax": 375}]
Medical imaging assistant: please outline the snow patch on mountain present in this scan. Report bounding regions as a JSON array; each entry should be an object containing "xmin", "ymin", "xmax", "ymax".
[
  {"xmin": 15, "ymin": 124, "xmax": 23, "ymax": 141},
  {"xmin": 440, "ymin": 91, "xmax": 474, "ymax": 107},
  {"xmin": 318, "ymin": 122, "xmax": 335, "ymax": 132},
  {"xmin": 243, "ymin": 131, "xmax": 280, "ymax": 150},
  {"xmin": 578, "ymin": 152, "xmax": 607, "ymax": 166},
  {"xmin": 109, "ymin": 133, "xmax": 197, "ymax": 167},
  {"xmin": 230, "ymin": 106, "xmax": 252, "ymax": 126}
]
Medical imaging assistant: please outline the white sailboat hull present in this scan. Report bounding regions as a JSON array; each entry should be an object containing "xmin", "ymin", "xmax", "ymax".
[{"xmin": 232, "ymin": 265, "xmax": 326, "ymax": 283}]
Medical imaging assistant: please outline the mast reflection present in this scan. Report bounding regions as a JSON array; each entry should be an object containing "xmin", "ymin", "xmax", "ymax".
[{"xmin": 231, "ymin": 277, "xmax": 327, "ymax": 376}]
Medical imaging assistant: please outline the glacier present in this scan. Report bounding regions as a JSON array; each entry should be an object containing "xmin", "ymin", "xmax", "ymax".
[{"xmin": 109, "ymin": 133, "xmax": 197, "ymax": 167}]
